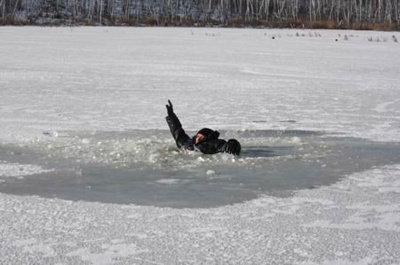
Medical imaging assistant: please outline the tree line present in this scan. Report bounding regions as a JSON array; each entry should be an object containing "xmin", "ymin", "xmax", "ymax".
[{"xmin": 2, "ymin": 0, "xmax": 399, "ymax": 29}]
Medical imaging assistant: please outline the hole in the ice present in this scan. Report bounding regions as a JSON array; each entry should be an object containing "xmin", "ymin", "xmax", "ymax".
[{"xmin": 0, "ymin": 129, "xmax": 399, "ymax": 208}]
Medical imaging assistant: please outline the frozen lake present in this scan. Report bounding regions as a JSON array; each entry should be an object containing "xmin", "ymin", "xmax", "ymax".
[{"xmin": 0, "ymin": 27, "xmax": 400, "ymax": 264}]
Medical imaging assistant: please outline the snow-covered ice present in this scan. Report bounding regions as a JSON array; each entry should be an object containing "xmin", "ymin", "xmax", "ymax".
[{"xmin": 1, "ymin": 27, "xmax": 400, "ymax": 264}]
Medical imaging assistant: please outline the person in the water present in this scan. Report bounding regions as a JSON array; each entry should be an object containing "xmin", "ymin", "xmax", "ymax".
[{"xmin": 165, "ymin": 100, "xmax": 241, "ymax": 155}]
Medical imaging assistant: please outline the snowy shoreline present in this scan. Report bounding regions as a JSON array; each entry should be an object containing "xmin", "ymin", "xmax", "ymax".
[{"xmin": 1, "ymin": 27, "xmax": 400, "ymax": 264}]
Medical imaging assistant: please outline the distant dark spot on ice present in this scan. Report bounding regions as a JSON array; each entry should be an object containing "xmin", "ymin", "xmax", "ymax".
[{"xmin": 279, "ymin": 120, "xmax": 297, "ymax": 123}]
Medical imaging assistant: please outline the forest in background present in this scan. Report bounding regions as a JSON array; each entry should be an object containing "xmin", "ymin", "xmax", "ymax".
[{"xmin": 1, "ymin": 0, "xmax": 400, "ymax": 30}]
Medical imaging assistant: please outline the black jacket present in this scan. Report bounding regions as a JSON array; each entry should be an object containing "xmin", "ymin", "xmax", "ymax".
[{"xmin": 166, "ymin": 112, "xmax": 241, "ymax": 155}]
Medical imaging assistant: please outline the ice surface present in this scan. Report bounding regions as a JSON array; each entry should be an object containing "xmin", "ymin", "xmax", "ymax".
[
  {"xmin": 1, "ymin": 27, "xmax": 400, "ymax": 264},
  {"xmin": 0, "ymin": 160, "xmax": 53, "ymax": 180}
]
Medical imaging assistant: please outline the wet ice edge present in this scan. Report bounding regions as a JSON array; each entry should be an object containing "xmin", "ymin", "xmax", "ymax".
[{"xmin": 1, "ymin": 165, "xmax": 399, "ymax": 264}]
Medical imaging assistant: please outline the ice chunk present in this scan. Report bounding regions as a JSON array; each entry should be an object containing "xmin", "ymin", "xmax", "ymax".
[{"xmin": 206, "ymin": 170, "xmax": 216, "ymax": 176}]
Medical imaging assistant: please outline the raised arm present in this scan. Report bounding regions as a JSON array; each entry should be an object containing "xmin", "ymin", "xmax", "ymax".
[{"xmin": 165, "ymin": 100, "xmax": 194, "ymax": 150}]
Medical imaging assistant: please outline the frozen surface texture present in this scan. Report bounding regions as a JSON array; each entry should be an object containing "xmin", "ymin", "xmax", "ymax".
[
  {"xmin": 1, "ymin": 165, "xmax": 400, "ymax": 264},
  {"xmin": 0, "ymin": 27, "xmax": 400, "ymax": 264}
]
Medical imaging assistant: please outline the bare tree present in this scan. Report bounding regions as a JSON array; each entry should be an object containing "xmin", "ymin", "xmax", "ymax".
[{"xmin": 2, "ymin": 0, "xmax": 399, "ymax": 27}]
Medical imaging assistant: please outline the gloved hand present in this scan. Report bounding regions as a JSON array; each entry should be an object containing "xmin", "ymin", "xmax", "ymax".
[
  {"xmin": 224, "ymin": 139, "xmax": 241, "ymax": 155},
  {"xmin": 166, "ymin": 100, "xmax": 174, "ymax": 116}
]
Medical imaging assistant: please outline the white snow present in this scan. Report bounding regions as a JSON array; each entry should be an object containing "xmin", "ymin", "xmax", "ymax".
[{"xmin": 1, "ymin": 27, "xmax": 400, "ymax": 264}]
